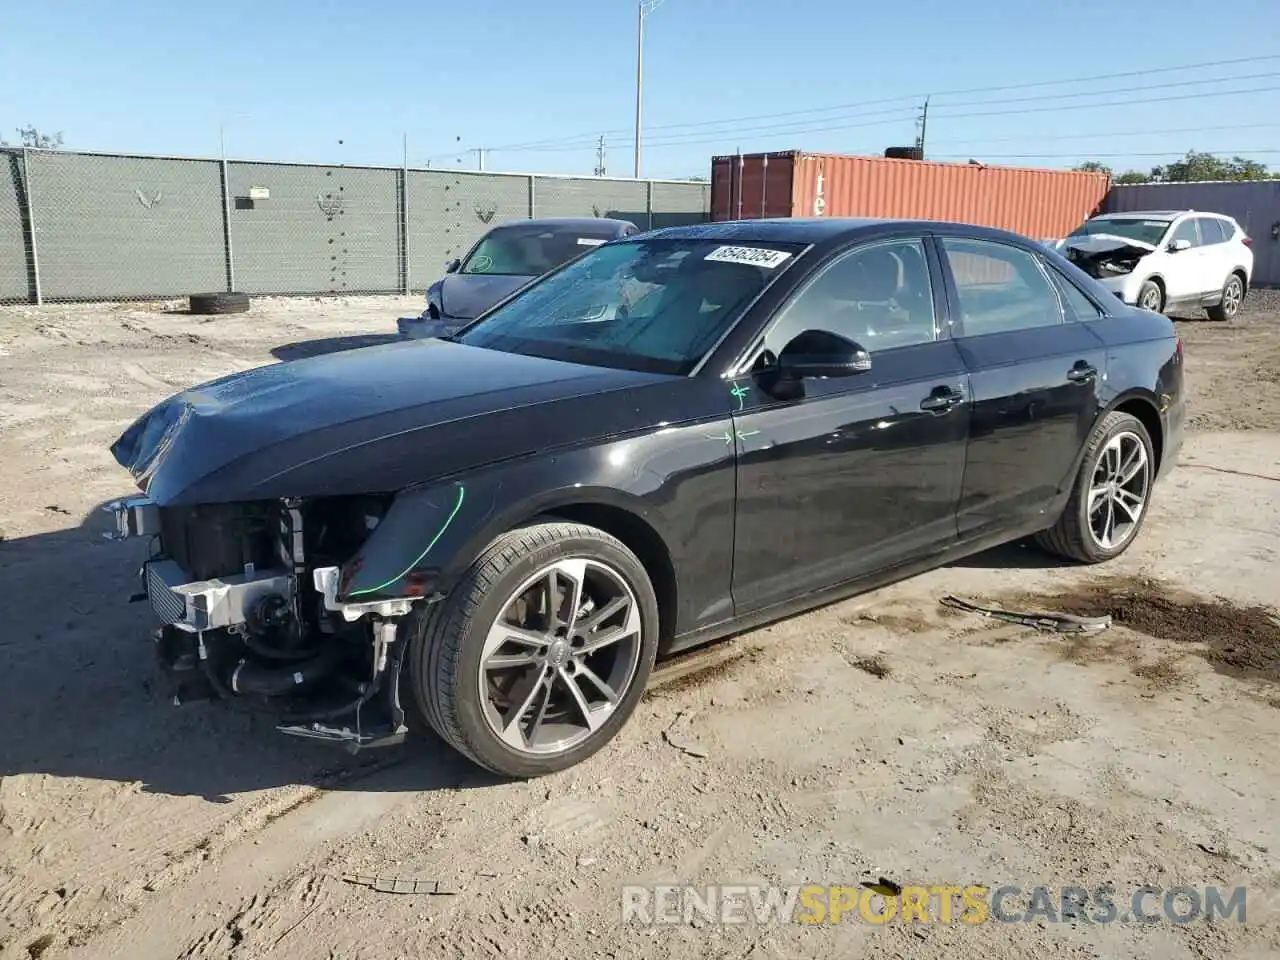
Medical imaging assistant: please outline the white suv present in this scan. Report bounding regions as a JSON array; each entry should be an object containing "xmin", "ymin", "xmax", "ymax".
[{"xmin": 1054, "ymin": 210, "xmax": 1253, "ymax": 320}]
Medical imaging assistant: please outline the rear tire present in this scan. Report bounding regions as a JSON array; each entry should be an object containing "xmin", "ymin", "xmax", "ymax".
[
  {"xmin": 1206, "ymin": 272, "xmax": 1244, "ymax": 321},
  {"xmin": 189, "ymin": 291, "xmax": 250, "ymax": 315},
  {"xmin": 406, "ymin": 522, "xmax": 659, "ymax": 778},
  {"xmin": 1033, "ymin": 411, "xmax": 1156, "ymax": 564}
]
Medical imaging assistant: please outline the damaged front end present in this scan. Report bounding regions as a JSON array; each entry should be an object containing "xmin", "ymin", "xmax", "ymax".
[
  {"xmin": 105, "ymin": 493, "xmax": 413, "ymax": 751},
  {"xmin": 1061, "ymin": 234, "xmax": 1156, "ymax": 281}
]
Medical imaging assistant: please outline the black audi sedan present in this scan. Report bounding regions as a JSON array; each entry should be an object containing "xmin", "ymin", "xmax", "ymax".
[{"xmin": 107, "ymin": 217, "xmax": 1185, "ymax": 778}]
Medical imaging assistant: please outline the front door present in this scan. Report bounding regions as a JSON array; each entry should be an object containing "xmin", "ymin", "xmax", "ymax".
[
  {"xmin": 1160, "ymin": 218, "xmax": 1206, "ymax": 303},
  {"xmin": 729, "ymin": 236, "xmax": 970, "ymax": 615},
  {"xmin": 934, "ymin": 234, "xmax": 1109, "ymax": 539}
]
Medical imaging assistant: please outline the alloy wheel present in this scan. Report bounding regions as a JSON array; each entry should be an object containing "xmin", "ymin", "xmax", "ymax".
[
  {"xmin": 1087, "ymin": 431, "xmax": 1151, "ymax": 550},
  {"xmin": 1140, "ymin": 286, "xmax": 1162, "ymax": 311},
  {"xmin": 478, "ymin": 557, "xmax": 643, "ymax": 755},
  {"xmin": 1221, "ymin": 277, "xmax": 1242, "ymax": 317}
]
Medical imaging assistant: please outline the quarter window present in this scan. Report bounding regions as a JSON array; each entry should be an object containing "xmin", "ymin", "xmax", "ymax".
[
  {"xmin": 760, "ymin": 238, "xmax": 938, "ymax": 358},
  {"xmin": 941, "ymin": 238, "xmax": 1065, "ymax": 335},
  {"xmin": 1052, "ymin": 269, "xmax": 1104, "ymax": 319}
]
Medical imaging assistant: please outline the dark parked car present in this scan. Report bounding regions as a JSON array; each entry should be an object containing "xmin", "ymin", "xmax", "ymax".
[
  {"xmin": 107, "ymin": 217, "xmax": 1184, "ymax": 778},
  {"xmin": 397, "ymin": 216, "xmax": 639, "ymax": 339}
]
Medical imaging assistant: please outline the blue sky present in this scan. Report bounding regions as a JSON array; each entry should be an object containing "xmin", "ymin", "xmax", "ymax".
[{"xmin": 3, "ymin": 0, "xmax": 1278, "ymax": 179}]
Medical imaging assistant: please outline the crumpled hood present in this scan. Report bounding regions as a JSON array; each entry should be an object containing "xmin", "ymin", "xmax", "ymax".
[
  {"xmin": 439, "ymin": 273, "xmax": 533, "ymax": 319},
  {"xmin": 1062, "ymin": 233, "xmax": 1158, "ymax": 259},
  {"xmin": 110, "ymin": 338, "xmax": 666, "ymax": 505}
]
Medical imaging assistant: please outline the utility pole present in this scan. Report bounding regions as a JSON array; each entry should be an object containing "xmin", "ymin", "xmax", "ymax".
[
  {"xmin": 914, "ymin": 96, "xmax": 930, "ymax": 158},
  {"xmin": 634, "ymin": 0, "xmax": 667, "ymax": 179},
  {"xmin": 595, "ymin": 135, "xmax": 607, "ymax": 177},
  {"xmin": 469, "ymin": 147, "xmax": 487, "ymax": 171}
]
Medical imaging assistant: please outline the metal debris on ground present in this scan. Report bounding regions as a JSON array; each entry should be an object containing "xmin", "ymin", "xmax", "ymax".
[
  {"xmin": 940, "ymin": 595, "xmax": 1112, "ymax": 634},
  {"xmin": 340, "ymin": 874, "xmax": 459, "ymax": 895}
]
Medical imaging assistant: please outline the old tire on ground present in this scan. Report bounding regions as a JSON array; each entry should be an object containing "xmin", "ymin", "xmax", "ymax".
[
  {"xmin": 189, "ymin": 291, "xmax": 250, "ymax": 315},
  {"xmin": 1034, "ymin": 411, "xmax": 1156, "ymax": 564},
  {"xmin": 407, "ymin": 521, "xmax": 659, "ymax": 778},
  {"xmin": 1206, "ymin": 272, "xmax": 1245, "ymax": 322},
  {"xmin": 1137, "ymin": 279, "xmax": 1164, "ymax": 313}
]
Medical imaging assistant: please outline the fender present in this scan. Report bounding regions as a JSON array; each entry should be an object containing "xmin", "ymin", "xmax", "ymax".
[{"xmin": 336, "ymin": 415, "xmax": 739, "ymax": 636}]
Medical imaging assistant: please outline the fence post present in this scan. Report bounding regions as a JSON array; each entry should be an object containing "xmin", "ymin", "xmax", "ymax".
[
  {"xmin": 219, "ymin": 157, "xmax": 236, "ymax": 292},
  {"xmin": 21, "ymin": 148, "xmax": 43, "ymax": 305},
  {"xmin": 400, "ymin": 168, "xmax": 410, "ymax": 295},
  {"xmin": 646, "ymin": 180, "xmax": 654, "ymax": 230},
  {"xmin": 528, "ymin": 174, "xmax": 536, "ymax": 218}
]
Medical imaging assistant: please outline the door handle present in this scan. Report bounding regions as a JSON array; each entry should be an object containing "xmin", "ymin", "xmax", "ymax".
[
  {"xmin": 920, "ymin": 387, "xmax": 964, "ymax": 412},
  {"xmin": 1066, "ymin": 362, "xmax": 1098, "ymax": 383}
]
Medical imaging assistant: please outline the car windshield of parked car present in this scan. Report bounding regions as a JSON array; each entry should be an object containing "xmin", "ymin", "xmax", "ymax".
[
  {"xmin": 1068, "ymin": 217, "xmax": 1171, "ymax": 247},
  {"xmin": 452, "ymin": 238, "xmax": 805, "ymax": 375},
  {"xmin": 459, "ymin": 223, "xmax": 626, "ymax": 276}
]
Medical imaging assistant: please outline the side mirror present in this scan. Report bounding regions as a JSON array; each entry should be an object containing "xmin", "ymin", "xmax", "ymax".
[
  {"xmin": 1168, "ymin": 238, "xmax": 1191, "ymax": 253},
  {"xmin": 777, "ymin": 329, "xmax": 872, "ymax": 379},
  {"xmin": 445, "ymin": 258, "xmax": 461, "ymax": 274}
]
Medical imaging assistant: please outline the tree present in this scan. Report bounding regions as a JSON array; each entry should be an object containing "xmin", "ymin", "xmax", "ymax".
[
  {"xmin": 1075, "ymin": 150, "xmax": 1274, "ymax": 185},
  {"xmin": 1149, "ymin": 150, "xmax": 1273, "ymax": 183},
  {"xmin": 0, "ymin": 125, "xmax": 64, "ymax": 148},
  {"xmin": 1114, "ymin": 170, "xmax": 1152, "ymax": 184}
]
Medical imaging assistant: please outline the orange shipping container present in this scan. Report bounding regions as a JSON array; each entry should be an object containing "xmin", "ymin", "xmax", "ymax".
[{"xmin": 710, "ymin": 151, "xmax": 1111, "ymax": 240}]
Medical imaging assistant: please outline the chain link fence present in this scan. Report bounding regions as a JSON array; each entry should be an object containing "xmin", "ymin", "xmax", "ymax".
[{"xmin": 0, "ymin": 147, "xmax": 712, "ymax": 305}]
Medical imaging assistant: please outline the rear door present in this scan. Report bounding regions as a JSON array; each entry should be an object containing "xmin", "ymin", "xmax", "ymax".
[
  {"xmin": 1192, "ymin": 216, "xmax": 1232, "ymax": 293},
  {"xmin": 934, "ymin": 233, "xmax": 1108, "ymax": 541}
]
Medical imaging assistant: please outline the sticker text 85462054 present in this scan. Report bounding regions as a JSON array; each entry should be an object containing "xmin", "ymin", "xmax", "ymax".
[{"xmin": 704, "ymin": 246, "xmax": 793, "ymax": 269}]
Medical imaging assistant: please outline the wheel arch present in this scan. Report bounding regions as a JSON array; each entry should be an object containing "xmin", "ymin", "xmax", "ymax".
[
  {"xmin": 1103, "ymin": 390, "xmax": 1165, "ymax": 474},
  {"xmin": 342, "ymin": 476, "xmax": 681, "ymax": 652},
  {"xmin": 1230, "ymin": 265, "xmax": 1249, "ymax": 294},
  {"xmin": 529, "ymin": 501, "xmax": 679, "ymax": 654}
]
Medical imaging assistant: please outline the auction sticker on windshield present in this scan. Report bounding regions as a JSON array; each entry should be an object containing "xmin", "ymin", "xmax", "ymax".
[
  {"xmin": 577, "ymin": 238, "xmax": 607, "ymax": 246},
  {"xmin": 705, "ymin": 246, "xmax": 793, "ymax": 268}
]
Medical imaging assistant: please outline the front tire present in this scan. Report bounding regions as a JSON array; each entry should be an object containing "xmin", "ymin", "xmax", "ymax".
[
  {"xmin": 1034, "ymin": 411, "xmax": 1156, "ymax": 564},
  {"xmin": 407, "ymin": 522, "xmax": 659, "ymax": 777},
  {"xmin": 1206, "ymin": 272, "xmax": 1244, "ymax": 321},
  {"xmin": 1137, "ymin": 279, "xmax": 1164, "ymax": 313}
]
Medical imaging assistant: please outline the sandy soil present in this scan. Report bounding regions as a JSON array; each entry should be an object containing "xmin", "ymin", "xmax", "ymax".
[{"xmin": 1, "ymin": 291, "xmax": 1278, "ymax": 960}]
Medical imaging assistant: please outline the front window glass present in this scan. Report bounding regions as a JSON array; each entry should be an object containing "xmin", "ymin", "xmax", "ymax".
[
  {"xmin": 1068, "ymin": 217, "xmax": 1171, "ymax": 247},
  {"xmin": 460, "ymin": 224, "xmax": 624, "ymax": 276},
  {"xmin": 454, "ymin": 238, "xmax": 805, "ymax": 374}
]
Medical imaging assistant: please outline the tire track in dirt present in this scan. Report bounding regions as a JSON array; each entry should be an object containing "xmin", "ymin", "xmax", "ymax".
[
  {"xmin": 61, "ymin": 759, "xmax": 417, "ymax": 960},
  {"xmin": 2, "ymin": 757, "xmax": 406, "ymax": 960}
]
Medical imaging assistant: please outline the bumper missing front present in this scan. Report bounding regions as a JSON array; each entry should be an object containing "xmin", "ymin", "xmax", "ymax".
[{"xmin": 106, "ymin": 496, "xmax": 418, "ymax": 751}]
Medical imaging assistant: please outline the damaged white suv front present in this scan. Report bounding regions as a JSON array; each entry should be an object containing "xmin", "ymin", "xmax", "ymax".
[{"xmin": 1052, "ymin": 210, "xmax": 1253, "ymax": 320}]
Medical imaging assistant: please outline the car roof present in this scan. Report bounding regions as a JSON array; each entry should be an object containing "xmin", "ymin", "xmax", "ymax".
[
  {"xmin": 639, "ymin": 217, "xmax": 887, "ymax": 243},
  {"xmin": 1094, "ymin": 210, "xmax": 1231, "ymax": 220},
  {"xmin": 637, "ymin": 216, "xmax": 1044, "ymax": 246}
]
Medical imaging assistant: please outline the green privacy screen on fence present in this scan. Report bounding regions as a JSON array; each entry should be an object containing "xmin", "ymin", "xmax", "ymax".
[{"xmin": 0, "ymin": 148, "xmax": 711, "ymax": 304}]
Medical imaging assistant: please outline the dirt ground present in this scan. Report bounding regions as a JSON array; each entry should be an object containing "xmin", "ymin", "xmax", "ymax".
[{"xmin": 1, "ymin": 290, "xmax": 1279, "ymax": 960}]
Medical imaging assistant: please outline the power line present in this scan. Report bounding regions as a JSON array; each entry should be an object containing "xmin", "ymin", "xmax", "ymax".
[
  {"xmin": 925, "ymin": 121, "xmax": 1280, "ymax": 147},
  {"xmin": 932, "ymin": 149, "xmax": 1280, "ymax": 160},
  {"xmin": 508, "ymin": 82, "xmax": 1280, "ymax": 154},
  {"xmin": 453, "ymin": 53, "xmax": 1280, "ymax": 157}
]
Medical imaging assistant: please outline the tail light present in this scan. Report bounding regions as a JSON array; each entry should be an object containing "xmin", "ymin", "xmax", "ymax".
[
  {"xmin": 1176, "ymin": 336, "xmax": 1183, "ymax": 359},
  {"xmin": 1242, "ymin": 234, "xmax": 1252, "ymax": 247}
]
